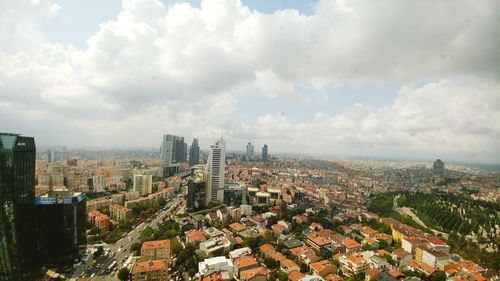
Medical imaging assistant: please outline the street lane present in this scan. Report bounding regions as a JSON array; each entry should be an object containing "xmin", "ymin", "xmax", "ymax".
[{"xmin": 70, "ymin": 197, "xmax": 184, "ymax": 279}]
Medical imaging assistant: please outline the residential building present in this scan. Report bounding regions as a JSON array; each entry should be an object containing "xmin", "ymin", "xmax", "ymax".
[
  {"xmin": 259, "ymin": 244, "xmax": 276, "ymax": 258},
  {"xmin": 199, "ymin": 237, "xmax": 232, "ymax": 257},
  {"xmin": 133, "ymin": 174, "xmax": 153, "ymax": 196},
  {"xmin": 240, "ymin": 266, "xmax": 269, "ymax": 281},
  {"xmin": 132, "ymin": 259, "xmax": 168, "ymax": 281},
  {"xmin": 88, "ymin": 210, "xmax": 110, "ymax": 231},
  {"xmin": 280, "ymin": 259, "xmax": 300, "ymax": 274},
  {"xmin": 109, "ymin": 204, "xmax": 132, "ymax": 221},
  {"xmin": 141, "ymin": 240, "xmax": 170, "ymax": 265},
  {"xmin": 234, "ymin": 255, "xmax": 259, "ymax": 277},
  {"xmin": 198, "ymin": 256, "xmax": 235, "ymax": 279},
  {"xmin": 340, "ymin": 254, "xmax": 369, "ymax": 276},
  {"xmin": 240, "ymin": 204, "xmax": 252, "ymax": 217},
  {"xmin": 228, "ymin": 247, "xmax": 252, "ymax": 261},
  {"xmin": 185, "ymin": 229, "xmax": 206, "ymax": 245},
  {"xmin": 310, "ymin": 260, "xmax": 336, "ymax": 277}
]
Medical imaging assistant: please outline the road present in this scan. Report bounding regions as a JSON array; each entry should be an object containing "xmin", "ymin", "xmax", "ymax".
[{"xmin": 71, "ymin": 196, "xmax": 184, "ymax": 279}]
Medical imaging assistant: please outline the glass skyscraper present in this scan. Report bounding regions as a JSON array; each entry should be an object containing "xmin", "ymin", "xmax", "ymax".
[
  {"xmin": 189, "ymin": 138, "xmax": 200, "ymax": 166},
  {"xmin": 0, "ymin": 133, "xmax": 37, "ymax": 281},
  {"xmin": 35, "ymin": 189, "xmax": 87, "ymax": 266},
  {"xmin": 262, "ymin": 144, "xmax": 268, "ymax": 162}
]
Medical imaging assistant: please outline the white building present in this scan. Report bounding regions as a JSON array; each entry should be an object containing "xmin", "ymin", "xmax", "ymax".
[
  {"xmin": 206, "ymin": 137, "xmax": 226, "ymax": 204},
  {"xmin": 92, "ymin": 175, "xmax": 106, "ymax": 193},
  {"xmin": 198, "ymin": 256, "xmax": 234, "ymax": 279},
  {"xmin": 133, "ymin": 174, "xmax": 153, "ymax": 196},
  {"xmin": 240, "ymin": 204, "xmax": 252, "ymax": 217},
  {"xmin": 228, "ymin": 247, "xmax": 252, "ymax": 261}
]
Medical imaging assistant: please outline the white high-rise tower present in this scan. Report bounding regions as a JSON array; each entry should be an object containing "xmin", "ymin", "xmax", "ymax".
[{"xmin": 206, "ymin": 137, "xmax": 226, "ymax": 203}]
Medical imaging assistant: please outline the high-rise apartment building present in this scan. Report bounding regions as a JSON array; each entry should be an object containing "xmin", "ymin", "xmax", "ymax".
[
  {"xmin": 245, "ymin": 142, "xmax": 254, "ymax": 161},
  {"xmin": 160, "ymin": 134, "xmax": 186, "ymax": 164},
  {"xmin": 35, "ymin": 189, "xmax": 87, "ymax": 265},
  {"xmin": 433, "ymin": 159, "xmax": 445, "ymax": 177},
  {"xmin": 0, "ymin": 133, "xmax": 38, "ymax": 281},
  {"xmin": 189, "ymin": 138, "xmax": 200, "ymax": 166},
  {"xmin": 262, "ymin": 144, "xmax": 268, "ymax": 162},
  {"xmin": 133, "ymin": 174, "xmax": 153, "ymax": 196},
  {"xmin": 206, "ymin": 138, "xmax": 226, "ymax": 204}
]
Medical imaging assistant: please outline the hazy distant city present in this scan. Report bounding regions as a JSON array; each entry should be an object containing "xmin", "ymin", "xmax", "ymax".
[{"xmin": 1, "ymin": 0, "xmax": 499, "ymax": 281}]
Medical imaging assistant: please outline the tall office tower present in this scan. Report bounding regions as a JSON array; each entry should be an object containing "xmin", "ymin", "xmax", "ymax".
[
  {"xmin": 262, "ymin": 144, "xmax": 268, "ymax": 162},
  {"xmin": 35, "ymin": 189, "xmax": 87, "ymax": 265},
  {"xmin": 133, "ymin": 174, "xmax": 153, "ymax": 196},
  {"xmin": 161, "ymin": 135, "xmax": 174, "ymax": 163},
  {"xmin": 175, "ymin": 136, "xmax": 187, "ymax": 163},
  {"xmin": 0, "ymin": 133, "xmax": 38, "ymax": 281},
  {"xmin": 160, "ymin": 134, "xmax": 187, "ymax": 163},
  {"xmin": 206, "ymin": 137, "xmax": 226, "ymax": 204},
  {"xmin": 433, "ymin": 159, "xmax": 445, "ymax": 177},
  {"xmin": 47, "ymin": 148, "xmax": 55, "ymax": 163},
  {"xmin": 245, "ymin": 142, "xmax": 254, "ymax": 161},
  {"xmin": 189, "ymin": 138, "xmax": 200, "ymax": 166}
]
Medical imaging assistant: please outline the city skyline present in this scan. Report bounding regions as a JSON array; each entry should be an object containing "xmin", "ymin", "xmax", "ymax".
[{"xmin": 1, "ymin": 0, "xmax": 499, "ymax": 165}]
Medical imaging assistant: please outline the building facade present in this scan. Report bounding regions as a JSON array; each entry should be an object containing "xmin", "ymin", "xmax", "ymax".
[
  {"xmin": 141, "ymin": 240, "xmax": 170, "ymax": 265},
  {"xmin": 245, "ymin": 142, "xmax": 254, "ymax": 161},
  {"xmin": 35, "ymin": 190, "xmax": 87, "ymax": 265},
  {"xmin": 160, "ymin": 134, "xmax": 187, "ymax": 164},
  {"xmin": 189, "ymin": 138, "xmax": 200, "ymax": 166},
  {"xmin": 109, "ymin": 204, "xmax": 133, "ymax": 221},
  {"xmin": 132, "ymin": 260, "xmax": 168, "ymax": 281},
  {"xmin": 133, "ymin": 174, "xmax": 153, "ymax": 196},
  {"xmin": 206, "ymin": 138, "xmax": 226, "ymax": 204},
  {"xmin": 262, "ymin": 144, "xmax": 268, "ymax": 162},
  {"xmin": 433, "ymin": 159, "xmax": 444, "ymax": 177},
  {"xmin": 0, "ymin": 133, "xmax": 38, "ymax": 281}
]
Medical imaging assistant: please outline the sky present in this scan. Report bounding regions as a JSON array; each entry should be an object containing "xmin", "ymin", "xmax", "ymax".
[{"xmin": 0, "ymin": 0, "xmax": 499, "ymax": 164}]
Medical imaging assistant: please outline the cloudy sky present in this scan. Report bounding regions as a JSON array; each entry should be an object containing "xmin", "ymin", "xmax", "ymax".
[{"xmin": 1, "ymin": 0, "xmax": 499, "ymax": 163}]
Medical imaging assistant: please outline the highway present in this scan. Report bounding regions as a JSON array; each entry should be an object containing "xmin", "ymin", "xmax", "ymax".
[{"xmin": 71, "ymin": 196, "xmax": 184, "ymax": 279}]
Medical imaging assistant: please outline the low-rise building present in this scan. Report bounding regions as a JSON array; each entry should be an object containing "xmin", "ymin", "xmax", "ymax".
[
  {"xmin": 141, "ymin": 240, "xmax": 171, "ymax": 265},
  {"xmin": 88, "ymin": 210, "xmax": 110, "ymax": 231},
  {"xmin": 234, "ymin": 255, "xmax": 259, "ymax": 277},
  {"xmin": 310, "ymin": 260, "xmax": 336, "ymax": 277},
  {"xmin": 280, "ymin": 259, "xmax": 300, "ymax": 274},
  {"xmin": 109, "ymin": 204, "xmax": 132, "ymax": 221},
  {"xmin": 186, "ymin": 229, "xmax": 207, "ymax": 245},
  {"xmin": 340, "ymin": 254, "xmax": 369, "ymax": 276},
  {"xmin": 132, "ymin": 259, "xmax": 168, "ymax": 281},
  {"xmin": 198, "ymin": 256, "xmax": 235, "ymax": 280}
]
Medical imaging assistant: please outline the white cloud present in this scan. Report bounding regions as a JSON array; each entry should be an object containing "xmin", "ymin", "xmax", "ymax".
[
  {"xmin": 228, "ymin": 78, "xmax": 500, "ymax": 163},
  {"xmin": 0, "ymin": 0, "xmax": 499, "ymax": 162}
]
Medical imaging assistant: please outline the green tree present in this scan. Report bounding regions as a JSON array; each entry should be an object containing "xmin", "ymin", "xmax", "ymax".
[
  {"xmin": 117, "ymin": 268, "xmax": 130, "ymax": 281},
  {"xmin": 264, "ymin": 257, "xmax": 279, "ymax": 269}
]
